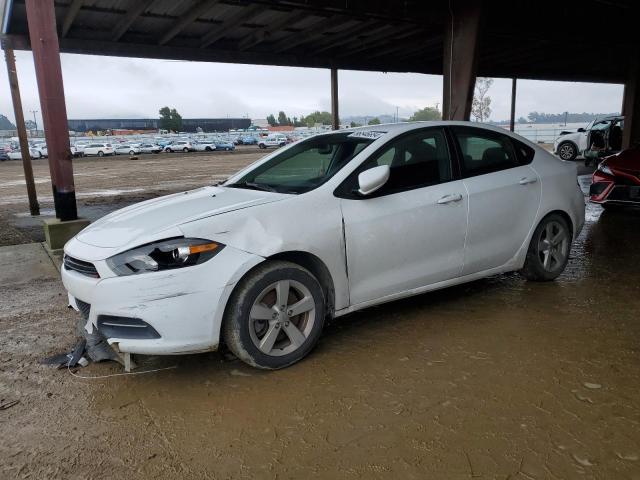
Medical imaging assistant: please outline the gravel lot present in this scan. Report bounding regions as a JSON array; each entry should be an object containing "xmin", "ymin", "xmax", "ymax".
[{"xmin": 1, "ymin": 149, "xmax": 639, "ymax": 479}]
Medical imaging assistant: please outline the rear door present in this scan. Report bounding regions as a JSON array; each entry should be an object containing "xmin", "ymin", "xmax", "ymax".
[
  {"xmin": 339, "ymin": 127, "xmax": 468, "ymax": 305},
  {"xmin": 450, "ymin": 126, "xmax": 541, "ymax": 275}
]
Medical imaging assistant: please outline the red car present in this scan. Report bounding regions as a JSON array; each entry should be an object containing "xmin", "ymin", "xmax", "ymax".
[{"xmin": 590, "ymin": 147, "xmax": 640, "ymax": 208}]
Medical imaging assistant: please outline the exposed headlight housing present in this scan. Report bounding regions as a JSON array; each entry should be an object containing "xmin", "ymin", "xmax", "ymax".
[
  {"xmin": 107, "ymin": 238, "xmax": 223, "ymax": 276},
  {"xmin": 597, "ymin": 161, "xmax": 614, "ymax": 176}
]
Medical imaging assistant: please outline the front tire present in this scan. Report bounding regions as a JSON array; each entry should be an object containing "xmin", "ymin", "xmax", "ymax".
[
  {"xmin": 222, "ymin": 261, "xmax": 325, "ymax": 369},
  {"xmin": 557, "ymin": 142, "xmax": 577, "ymax": 161},
  {"xmin": 183, "ymin": 147, "xmax": 189, "ymax": 153},
  {"xmin": 520, "ymin": 213, "xmax": 571, "ymax": 281}
]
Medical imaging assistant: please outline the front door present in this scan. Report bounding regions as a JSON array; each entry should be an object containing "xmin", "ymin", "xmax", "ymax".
[{"xmin": 339, "ymin": 128, "xmax": 468, "ymax": 306}]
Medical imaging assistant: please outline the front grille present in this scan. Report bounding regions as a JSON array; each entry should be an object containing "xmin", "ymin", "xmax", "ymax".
[
  {"xmin": 64, "ymin": 255, "xmax": 99, "ymax": 278},
  {"xmin": 76, "ymin": 299, "xmax": 91, "ymax": 320}
]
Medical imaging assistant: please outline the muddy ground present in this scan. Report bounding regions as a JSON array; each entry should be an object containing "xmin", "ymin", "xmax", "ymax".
[{"xmin": 1, "ymin": 151, "xmax": 640, "ymax": 479}]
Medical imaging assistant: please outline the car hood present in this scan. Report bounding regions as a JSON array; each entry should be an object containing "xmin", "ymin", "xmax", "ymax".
[
  {"xmin": 76, "ymin": 186, "xmax": 288, "ymax": 248},
  {"xmin": 606, "ymin": 148, "xmax": 640, "ymax": 173}
]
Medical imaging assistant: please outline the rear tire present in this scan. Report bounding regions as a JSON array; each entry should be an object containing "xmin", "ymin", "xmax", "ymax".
[
  {"xmin": 98, "ymin": 151, "xmax": 104, "ymax": 157},
  {"xmin": 520, "ymin": 213, "xmax": 571, "ymax": 281},
  {"xmin": 183, "ymin": 147, "xmax": 189, "ymax": 153},
  {"xmin": 222, "ymin": 261, "xmax": 325, "ymax": 369}
]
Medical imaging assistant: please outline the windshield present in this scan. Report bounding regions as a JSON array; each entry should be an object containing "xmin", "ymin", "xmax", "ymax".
[
  {"xmin": 591, "ymin": 120, "xmax": 612, "ymax": 131},
  {"xmin": 227, "ymin": 132, "xmax": 374, "ymax": 194}
]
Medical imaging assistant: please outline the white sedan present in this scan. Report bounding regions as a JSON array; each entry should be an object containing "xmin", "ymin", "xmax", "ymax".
[
  {"xmin": 8, "ymin": 146, "xmax": 42, "ymax": 159},
  {"xmin": 138, "ymin": 143, "xmax": 162, "ymax": 154},
  {"xmin": 193, "ymin": 140, "xmax": 217, "ymax": 152},
  {"xmin": 114, "ymin": 144, "xmax": 142, "ymax": 155},
  {"xmin": 61, "ymin": 122, "xmax": 585, "ymax": 369}
]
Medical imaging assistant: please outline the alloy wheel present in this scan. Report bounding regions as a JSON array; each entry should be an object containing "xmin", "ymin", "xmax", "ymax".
[
  {"xmin": 538, "ymin": 220, "xmax": 569, "ymax": 272},
  {"xmin": 248, "ymin": 279, "xmax": 316, "ymax": 357},
  {"xmin": 558, "ymin": 143, "xmax": 575, "ymax": 160}
]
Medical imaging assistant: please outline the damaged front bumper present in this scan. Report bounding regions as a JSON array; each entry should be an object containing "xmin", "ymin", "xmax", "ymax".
[{"xmin": 62, "ymin": 242, "xmax": 263, "ymax": 355}]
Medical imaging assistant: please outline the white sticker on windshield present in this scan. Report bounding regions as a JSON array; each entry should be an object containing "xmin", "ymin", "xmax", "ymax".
[{"xmin": 347, "ymin": 130, "xmax": 387, "ymax": 140}]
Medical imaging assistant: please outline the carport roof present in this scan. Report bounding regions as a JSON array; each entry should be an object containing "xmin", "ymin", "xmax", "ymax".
[{"xmin": 1, "ymin": 0, "xmax": 638, "ymax": 83}]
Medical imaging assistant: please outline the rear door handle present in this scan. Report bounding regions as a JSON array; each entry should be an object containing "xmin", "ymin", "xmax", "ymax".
[
  {"xmin": 437, "ymin": 193, "xmax": 463, "ymax": 205},
  {"xmin": 519, "ymin": 177, "xmax": 538, "ymax": 185}
]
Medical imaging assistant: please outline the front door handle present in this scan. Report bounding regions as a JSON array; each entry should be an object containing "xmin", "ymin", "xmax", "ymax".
[
  {"xmin": 519, "ymin": 177, "xmax": 538, "ymax": 185},
  {"xmin": 437, "ymin": 193, "xmax": 463, "ymax": 205}
]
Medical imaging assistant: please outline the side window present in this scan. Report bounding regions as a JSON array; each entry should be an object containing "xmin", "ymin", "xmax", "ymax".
[
  {"xmin": 348, "ymin": 128, "xmax": 452, "ymax": 196},
  {"xmin": 452, "ymin": 127, "xmax": 519, "ymax": 177}
]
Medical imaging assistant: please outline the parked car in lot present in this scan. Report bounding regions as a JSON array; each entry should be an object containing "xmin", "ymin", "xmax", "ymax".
[
  {"xmin": 8, "ymin": 146, "xmax": 42, "ymax": 160},
  {"xmin": 589, "ymin": 146, "xmax": 640, "ymax": 208},
  {"xmin": 214, "ymin": 140, "xmax": 235, "ymax": 151},
  {"xmin": 83, "ymin": 143, "xmax": 114, "ymax": 156},
  {"xmin": 0, "ymin": 150, "xmax": 8, "ymax": 161},
  {"xmin": 554, "ymin": 115, "xmax": 623, "ymax": 163},
  {"xmin": 62, "ymin": 122, "xmax": 584, "ymax": 370},
  {"xmin": 74, "ymin": 143, "xmax": 88, "ymax": 156},
  {"xmin": 114, "ymin": 144, "xmax": 142, "ymax": 155},
  {"xmin": 258, "ymin": 134, "xmax": 288, "ymax": 149},
  {"xmin": 164, "ymin": 141, "xmax": 194, "ymax": 153},
  {"xmin": 138, "ymin": 143, "xmax": 162, "ymax": 154},
  {"xmin": 34, "ymin": 143, "xmax": 47, "ymax": 157},
  {"xmin": 235, "ymin": 135, "xmax": 258, "ymax": 145},
  {"xmin": 193, "ymin": 140, "xmax": 217, "ymax": 152}
]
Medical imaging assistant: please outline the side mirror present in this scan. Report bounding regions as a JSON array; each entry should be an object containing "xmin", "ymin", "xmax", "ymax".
[
  {"xmin": 577, "ymin": 128, "xmax": 585, "ymax": 133},
  {"xmin": 358, "ymin": 165, "xmax": 390, "ymax": 196}
]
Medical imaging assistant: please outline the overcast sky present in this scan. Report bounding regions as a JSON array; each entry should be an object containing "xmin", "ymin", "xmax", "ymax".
[{"xmin": 0, "ymin": 51, "xmax": 625, "ymax": 126}]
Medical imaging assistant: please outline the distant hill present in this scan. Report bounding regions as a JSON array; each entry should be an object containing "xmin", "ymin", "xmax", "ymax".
[{"xmin": 0, "ymin": 114, "xmax": 16, "ymax": 130}]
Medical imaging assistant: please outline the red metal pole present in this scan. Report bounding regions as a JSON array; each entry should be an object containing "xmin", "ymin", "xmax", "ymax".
[
  {"xmin": 24, "ymin": 0, "xmax": 77, "ymax": 221},
  {"xmin": 509, "ymin": 78, "xmax": 517, "ymax": 132},
  {"xmin": 3, "ymin": 43, "xmax": 40, "ymax": 216},
  {"xmin": 331, "ymin": 68, "xmax": 339, "ymax": 130},
  {"xmin": 442, "ymin": 0, "xmax": 482, "ymax": 121}
]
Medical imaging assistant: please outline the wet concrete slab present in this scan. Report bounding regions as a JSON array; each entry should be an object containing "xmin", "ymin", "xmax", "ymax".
[{"xmin": 1, "ymin": 201, "xmax": 640, "ymax": 479}]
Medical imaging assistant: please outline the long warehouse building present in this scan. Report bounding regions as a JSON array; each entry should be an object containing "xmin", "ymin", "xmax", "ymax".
[{"xmin": 68, "ymin": 118, "xmax": 251, "ymax": 133}]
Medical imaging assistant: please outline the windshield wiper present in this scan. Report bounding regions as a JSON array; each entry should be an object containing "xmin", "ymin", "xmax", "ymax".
[{"xmin": 228, "ymin": 181, "xmax": 278, "ymax": 193}]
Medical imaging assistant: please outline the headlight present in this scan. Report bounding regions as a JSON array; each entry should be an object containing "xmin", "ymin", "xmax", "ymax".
[
  {"xmin": 597, "ymin": 161, "xmax": 613, "ymax": 176},
  {"xmin": 106, "ymin": 238, "xmax": 224, "ymax": 276}
]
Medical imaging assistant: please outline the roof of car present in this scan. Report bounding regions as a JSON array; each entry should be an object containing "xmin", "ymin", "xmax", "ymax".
[{"xmin": 320, "ymin": 121, "xmax": 521, "ymax": 139}]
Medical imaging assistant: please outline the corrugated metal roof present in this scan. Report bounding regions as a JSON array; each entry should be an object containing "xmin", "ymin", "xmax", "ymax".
[{"xmin": 1, "ymin": 0, "xmax": 639, "ymax": 82}]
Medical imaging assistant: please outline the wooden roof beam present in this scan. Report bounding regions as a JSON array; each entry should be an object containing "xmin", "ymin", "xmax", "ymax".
[
  {"xmin": 111, "ymin": 0, "xmax": 156, "ymax": 42},
  {"xmin": 312, "ymin": 20, "xmax": 385, "ymax": 55},
  {"xmin": 238, "ymin": 10, "xmax": 307, "ymax": 51},
  {"xmin": 200, "ymin": 3, "xmax": 263, "ymax": 48},
  {"xmin": 159, "ymin": 0, "xmax": 222, "ymax": 45},
  {"xmin": 270, "ymin": 15, "xmax": 352, "ymax": 53},
  {"xmin": 60, "ymin": 0, "xmax": 84, "ymax": 38},
  {"xmin": 336, "ymin": 25, "xmax": 417, "ymax": 58}
]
